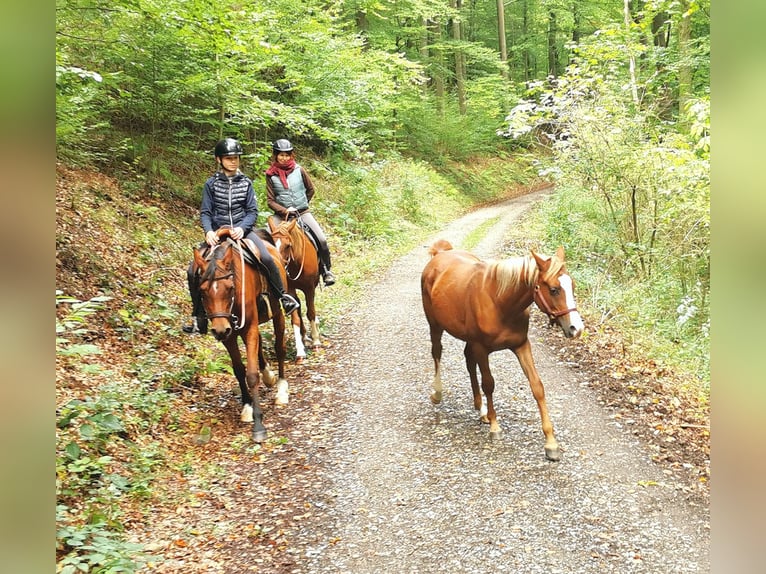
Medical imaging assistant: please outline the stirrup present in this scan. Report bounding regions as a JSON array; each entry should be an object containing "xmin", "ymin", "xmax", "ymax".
[
  {"xmin": 323, "ymin": 270, "xmax": 336, "ymax": 286},
  {"xmin": 281, "ymin": 294, "xmax": 300, "ymax": 315},
  {"xmin": 182, "ymin": 317, "xmax": 199, "ymax": 334}
]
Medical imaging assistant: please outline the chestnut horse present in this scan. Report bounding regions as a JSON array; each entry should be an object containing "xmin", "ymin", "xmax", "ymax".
[
  {"xmin": 421, "ymin": 239, "xmax": 584, "ymax": 461},
  {"xmin": 267, "ymin": 216, "xmax": 322, "ymax": 362},
  {"xmin": 192, "ymin": 228, "xmax": 290, "ymax": 442}
]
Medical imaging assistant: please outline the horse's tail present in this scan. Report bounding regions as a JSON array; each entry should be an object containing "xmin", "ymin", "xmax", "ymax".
[{"xmin": 428, "ymin": 239, "xmax": 453, "ymax": 257}]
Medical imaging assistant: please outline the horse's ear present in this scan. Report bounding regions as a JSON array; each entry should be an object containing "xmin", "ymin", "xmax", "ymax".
[
  {"xmin": 531, "ymin": 250, "xmax": 551, "ymax": 272},
  {"xmin": 193, "ymin": 247, "xmax": 206, "ymax": 270},
  {"xmin": 555, "ymin": 246, "xmax": 565, "ymax": 261}
]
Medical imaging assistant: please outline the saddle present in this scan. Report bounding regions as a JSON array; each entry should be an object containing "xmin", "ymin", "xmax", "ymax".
[
  {"xmin": 196, "ymin": 238, "xmax": 273, "ymax": 323},
  {"xmin": 295, "ymin": 220, "xmax": 319, "ymax": 251}
]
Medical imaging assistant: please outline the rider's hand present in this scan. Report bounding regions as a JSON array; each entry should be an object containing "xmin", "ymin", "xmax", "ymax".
[
  {"xmin": 230, "ymin": 227, "xmax": 245, "ymax": 240},
  {"xmin": 205, "ymin": 230, "xmax": 219, "ymax": 246}
]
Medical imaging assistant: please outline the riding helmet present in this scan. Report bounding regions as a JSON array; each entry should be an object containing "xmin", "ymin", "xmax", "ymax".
[
  {"xmin": 272, "ymin": 139, "xmax": 294, "ymax": 153},
  {"xmin": 214, "ymin": 138, "xmax": 244, "ymax": 157}
]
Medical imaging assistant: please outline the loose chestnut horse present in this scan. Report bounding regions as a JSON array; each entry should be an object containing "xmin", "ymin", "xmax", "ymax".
[
  {"xmin": 192, "ymin": 228, "xmax": 290, "ymax": 442},
  {"xmin": 267, "ymin": 216, "xmax": 322, "ymax": 362},
  {"xmin": 421, "ymin": 239, "xmax": 584, "ymax": 461}
]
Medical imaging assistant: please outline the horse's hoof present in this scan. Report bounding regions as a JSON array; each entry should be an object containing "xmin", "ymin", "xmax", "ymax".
[
  {"xmin": 295, "ymin": 356, "xmax": 305, "ymax": 365},
  {"xmin": 430, "ymin": 392, "xmax": 442, "ymax": 404},
  {"xmin": 480, "ymin": 415, "xmax": 490, "ymax": 424},
  {"xmin": 545, "ymin": 447, "xmax": 562, "ymax": 462},
  {"xmin": 489, "ymin": 430, "xmax": 502, "ymax": 440},
  {"xmin": 252, "ymin": 429, "xmax": 267, "ymax": 443}
]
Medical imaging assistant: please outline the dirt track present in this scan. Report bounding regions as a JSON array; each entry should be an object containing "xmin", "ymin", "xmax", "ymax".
[{"xmin": 135, "ymin": 189, "xmax": 709, "ymax": 573}]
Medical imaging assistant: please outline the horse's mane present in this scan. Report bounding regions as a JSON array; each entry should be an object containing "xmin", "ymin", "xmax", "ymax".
[
  {"xmin": 491, "ymin": 253, "xmax": 564, "ymax": 296},
  {"xmin": 199, "ymin": 242, "xmax": 232, "ymax": 283}
]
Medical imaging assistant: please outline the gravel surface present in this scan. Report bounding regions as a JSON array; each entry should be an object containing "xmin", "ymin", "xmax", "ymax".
[{"xmin": 294, "ymin": 189, "xmax": 709, "ymax": 573}]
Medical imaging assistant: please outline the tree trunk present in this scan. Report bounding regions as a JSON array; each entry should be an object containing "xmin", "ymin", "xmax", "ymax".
[
  {"xmin": 497, "ymin": 0, "xmax": 508, "ymax": 79},
  {"xmin": 429, "ymin": 18, "xmax": 446, "ymax": 116},
  {"xmin": 677, "ymin": 0, "xmax": 693, "ymax": 116},
  {"xmin": 572, "ymin": 1, "xmax": 581, "ymax": 44},
  {"xmin": 547, "ymin": 10, "xmax": 558, "ymax": 77},
  {"xmin": 451, "ymin": 0, "xmax": 466, "ymax": 115},
  {"xmin": 522, "ymin": 0, "xmax": 531, "ymax": 81},
  {"xmin": 623, "ymin": 0, "xmax": 639, "ymax": 105}
]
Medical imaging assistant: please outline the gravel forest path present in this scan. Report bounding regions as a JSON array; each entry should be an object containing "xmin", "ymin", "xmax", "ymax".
[{"xmin": 137, "ymin": 189, "xmax": 709, "ymax": 573}]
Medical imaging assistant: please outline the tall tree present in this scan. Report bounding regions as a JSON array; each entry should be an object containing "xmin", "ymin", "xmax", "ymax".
[
  {"xmin": 497, "ymin": 0, "xmax": 508, "ymax": 78},
  {"xmin": 450, "ymin": 0, "xmax": 467, "ymax": 114},
  {"xmin": 676, "ymin": 0, "xmax": 693, "ymax": 115},
  {"xmin": 547, "ymin": 9, "xmax": 558, "ymax": 76}
]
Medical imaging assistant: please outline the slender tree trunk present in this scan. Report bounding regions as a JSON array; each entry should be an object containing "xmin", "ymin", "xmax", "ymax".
[
  {"xmin": 356, "ymin": 10, "xmax": 369, "ymax": 40},
  {"xmin": 547, "ymin": 10, "xmax": 558, "ymax": 77},
  {"xmin": 429, "ymin": 18, "xmax": 446, "ymax": 116},
  {"xmin": 572, "ymin": 1, "xmax": 580, "ymax": 44},
  {"xmin": 522, "ymin": 0, "xmax": 530, "ymax": 81},
  {"xmin": 451, "ymin": 0, "xmax": 466, "ymax": 115},
  {"xmin": 677, "ymin": 0, "xmax": 693, "ymax": 116},
  {"xmin": 623, "ymin": 0, "xmax": 639, "ymax": 105},
  {"xmin": 420, "ymin": 17, "xmax": 430, "ymax": 96},
  {"xmin": 497, "ymin": 0, "xmax": 508, "ymax": 79}
]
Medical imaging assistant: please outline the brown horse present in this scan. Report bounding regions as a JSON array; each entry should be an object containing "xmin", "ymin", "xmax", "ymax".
[
  {"xmin": 267, "ymin": 216, "xmax": 322, "ymax": 362},
  {"xmin": 421, "ymin": 239, "xmax": 584, "ymax": 461},
  {"xmin": 192, "ymin": 228, "xmax": 290, "ymax": 442}
]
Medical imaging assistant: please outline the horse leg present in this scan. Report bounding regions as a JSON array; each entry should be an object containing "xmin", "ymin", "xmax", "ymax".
[
  {"xmin": 222, "ymin": 337, "xmax": 254, "ymax": 423},
  {"xmin": 464, "ymin": 344, "xmax": 488, "ymax": 421},
  {"xmin": 270, "ymin": 297, "xmax": 290, "ymax": 405},
  {"xmin": 429, "ymin": 324, "xmax": 444, "ymax": 404},
  {"xmin": 512, "ymin": 340, "xmax": 561, "ymax": 461},
  {"xmin": 475, "ymin": 348, "xmax": 501, "ymax": 438},
  {"xmin": 305, "ymin": 286, "xmax": 322, "ymax": 348},
  {"xmin": 243, "ymin": 328, "xmax": 267, "ymax": 443},
  {"xmin": 258, "ymin": 332, "xmax": 277, "ymax": 389}
]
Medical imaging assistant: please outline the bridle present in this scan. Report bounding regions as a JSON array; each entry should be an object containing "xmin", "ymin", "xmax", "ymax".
[
  {"xmin": 533, "ymin": 279, "xmax": 578, "ymax": 319},
  {"xmin": 200, "ymin": 241, "xmax": 247, "ymax": 330}
]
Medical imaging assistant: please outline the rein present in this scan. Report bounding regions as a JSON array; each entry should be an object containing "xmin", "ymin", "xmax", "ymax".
[
  {"xmin": 203, "ymin": 240, "xmax": 247, "ymax": 331},
  {"xmin": 281, "ymin": 215, "xmax": 306, "ymax": 281}
]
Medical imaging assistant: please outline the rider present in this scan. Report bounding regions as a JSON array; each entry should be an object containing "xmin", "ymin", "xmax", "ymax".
[
  {"xmin": 183, "ymin": 138, "xmax": 300, "ymax": 334},
  {"xmin": 265, "ymin": 139, "xmax": 336, "ymax": 286}
]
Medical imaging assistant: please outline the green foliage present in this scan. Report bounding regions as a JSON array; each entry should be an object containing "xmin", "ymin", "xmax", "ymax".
[
  {"xmin": 57, "ymin": 504, "xmax": 147, "ymax": 574},
  {"xmin": 500, "ymin": 25, "xmax": 710, "ymax": 385},
  {"xmin": 56, "ymin": 291, "xmax": 113, "ymax": 356}
]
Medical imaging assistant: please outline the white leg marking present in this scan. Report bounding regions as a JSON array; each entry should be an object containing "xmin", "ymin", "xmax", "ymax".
[
  {"xmin": 293, "ymin": 324, "xmax": 306, "ymax": 358},
  {"xmin": 241, "ymin": 403, "xmax": 254, "ymax": 423},
  {"xmin": 275, "ymin": 379, "xmax": 289, "ymax": 406}
]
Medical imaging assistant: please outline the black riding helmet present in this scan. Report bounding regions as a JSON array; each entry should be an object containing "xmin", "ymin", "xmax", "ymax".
[
  {"xmin": 272, "ymin": 139, "xmax": 294, "ymax": 153},
  {"xmin": 214, "ymin": 138, "xmax": 244, "ymax": 157}
]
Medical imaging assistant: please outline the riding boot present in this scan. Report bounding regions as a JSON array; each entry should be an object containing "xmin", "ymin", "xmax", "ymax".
[
  {"xmin": 262, "ymin": 257, "xmax": 300, "ymax": 315},
  {"xmin": 182, "ymin": 263, "xmax": 208, "ymax": 334},
  {"xmin": 320, "ymin": 250, "xmax": 336, "ymax": 286}
]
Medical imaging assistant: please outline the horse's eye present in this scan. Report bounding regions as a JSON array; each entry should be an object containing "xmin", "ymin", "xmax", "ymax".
[{"xmin": 549, "ymin": 287, "xmax": 561, "ymax": 296}]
